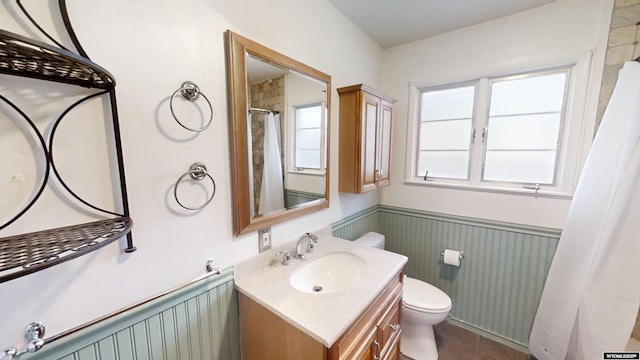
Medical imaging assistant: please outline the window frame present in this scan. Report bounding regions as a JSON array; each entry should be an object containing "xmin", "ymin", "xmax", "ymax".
[
  {"xmin": 404, "ymin": 56, "xmax": 594, "ymax": 199},
  {"xmin": 415, "ymin": 80, "xmax": 478, "ymax": 182},
  {"xmin": 288, "ymin": 101, "xmax": 327, "ymax": 175}
]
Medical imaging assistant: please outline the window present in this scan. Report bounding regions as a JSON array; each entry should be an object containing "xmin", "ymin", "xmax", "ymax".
[
  {"xmin": 417, "ymin": 85, "xmax": 475, "ymax": 180},
  {"xmin": 484, "ymin": 72, "xmax": 566, "ymax": 184},
  {"xmin": 411, "ymin": 68, "xmax": 571, "ymax": 192},
  {"xmin": 292, "ymin": 102, "xmax": 327, "ymax": 172}
]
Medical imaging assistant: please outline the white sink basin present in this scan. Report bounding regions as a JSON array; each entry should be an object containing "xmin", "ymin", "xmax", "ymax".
[{"xmin": 289, "ymin": 252, "xmax": 367, "ymax": 294}]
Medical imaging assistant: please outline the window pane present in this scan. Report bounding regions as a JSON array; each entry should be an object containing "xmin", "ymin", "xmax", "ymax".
[
  {"xmin": 419, "ymin": 119, "xmax": 472, "ymax": 150},
  {"xmin": 490, "ymin": 72, "xmax": 566, "ymax": 116},
  {"xmin": 484, "ymin": 71, "xmax": 567, "ymax": 185},
  {"xmin": 421, "ymin": 86, "xmax": 475, "ymax": 120},
  {"xmin": 295, "ymin": 105, "xmax": 323, "ymax": 169},
  {"xmin": 417, "ymin": 151, "xmax": 469, "ymax": 179},
  {"xmin": 484, "ymin": 150, "xmax": 556, "ymax": 183},
  {"xmin": 486, "ymin": 114, "xmax": 560, "ymax": 150},
  {"xmin": 297, "ymin": 106, "xmax": 322, "ymax": 128},
  {"xmin": 297, "ymin": 128, "xmax": 321, "ymax": 146},
  {"xmin": 417, "ymin": 85, "xmax": 474, "ymax": 179},
  {"xmin": 296, "ymin": 149, "xmax": 320, "ymax": 169}
]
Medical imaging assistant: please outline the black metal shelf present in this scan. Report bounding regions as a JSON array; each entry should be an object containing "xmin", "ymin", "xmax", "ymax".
[
  {"xmin": 0, "ymin": 29, "xmax": 114, "ymax": 89},
  {"xmin": 0, "ymin": 0, "xmax": 135, "ymax": 284},
  {"xmin": 0, "ymin": 217, "xmax": 132, "ymax": 283}
]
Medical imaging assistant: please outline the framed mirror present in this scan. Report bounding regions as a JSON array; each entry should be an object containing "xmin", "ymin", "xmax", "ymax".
[{"xmin": 225, "ymin": 30, "xmax": 331, "ymax": 235}]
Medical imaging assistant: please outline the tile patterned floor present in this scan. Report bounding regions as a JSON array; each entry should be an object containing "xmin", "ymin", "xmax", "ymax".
[{"xmin": 401, "ymin": 320, "xmax": 531, "ymax": 360}]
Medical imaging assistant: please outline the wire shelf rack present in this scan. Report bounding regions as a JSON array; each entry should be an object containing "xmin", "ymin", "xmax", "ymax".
[
  {"xmin": 0, "ymin": 217, "xmax": 132, "ymax": 283},
  {"xmin": 0, "ymin": 29, "xmax": 114, "ymax": 89}
]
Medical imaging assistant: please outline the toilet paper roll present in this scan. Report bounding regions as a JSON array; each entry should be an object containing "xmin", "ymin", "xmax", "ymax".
[{"xmin": 443, "ymin": 249, "xmax": 462, "ymax": 267}]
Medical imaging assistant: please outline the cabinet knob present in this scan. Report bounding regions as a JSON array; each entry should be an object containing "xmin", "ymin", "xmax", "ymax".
[{"xmin": 389, "ymin": 323, "xmax": 399, "ymax": 332}]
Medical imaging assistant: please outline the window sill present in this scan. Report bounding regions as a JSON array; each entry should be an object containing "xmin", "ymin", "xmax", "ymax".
[
  {"xmin": 402, "ymin": 179, "xmax": 573, "ymax": 200},
  {"xmin": 287, "ymin": 170, "xmax": 326, "ymax": 177}
]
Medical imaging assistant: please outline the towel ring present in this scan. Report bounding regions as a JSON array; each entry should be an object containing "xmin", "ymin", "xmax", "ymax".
[
  {"xmin": 170, "ymin": 81, "xmax": 213, "ymax": 132},
  {"xmin": 174, "ymin": 162, "xmax": 216, "ymax": 210}
]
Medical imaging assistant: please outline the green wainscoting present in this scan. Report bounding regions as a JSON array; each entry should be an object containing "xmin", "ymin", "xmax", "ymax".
[
  {"xmin": 332, "ymin": 205, "xmax": 560, "ymax": 350},
  {"xmin": 284, "ymin": 189, "xmax": 324, "ymax": 208},
  {"xmin": 23, "ymin": 268, "xmax": 240, "ymax": 360},
  {"xmin": 331, "ymin": 205, "xmax": 381, "ymax": 241}
]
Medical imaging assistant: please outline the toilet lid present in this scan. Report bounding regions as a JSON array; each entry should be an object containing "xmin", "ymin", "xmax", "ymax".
[{"xmin": 403, "ymin": 277, "xmax": 452, "ymax": 312}]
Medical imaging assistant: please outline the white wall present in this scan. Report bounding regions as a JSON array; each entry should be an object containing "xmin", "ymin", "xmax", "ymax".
[
  {"xmin": 380, "ymin": 0, "xmax": 613, "ymax": 229},
  {"xmin": 0, "ymin": 0, "xmax": 382, "ymax": 347}
]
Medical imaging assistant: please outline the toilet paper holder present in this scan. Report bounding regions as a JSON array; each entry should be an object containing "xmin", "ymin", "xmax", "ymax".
[{"xmin": 440, "ymin": 249, "xmax": 465, "ymax": 263}]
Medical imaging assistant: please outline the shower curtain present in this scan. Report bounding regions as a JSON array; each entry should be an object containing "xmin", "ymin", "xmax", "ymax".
[
  {"xmin": 258, "ymin": 112, "xmax": 285, "ymax": 215},
  {"xmin": 529, "ymin": 61, "xmax": 640, "ymax": 359}
]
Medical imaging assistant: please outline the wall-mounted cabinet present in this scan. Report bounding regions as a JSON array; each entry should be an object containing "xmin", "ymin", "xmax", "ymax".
[{"xmin": 338, "ymin": 84, "xmax": 395, "ymax": 194}]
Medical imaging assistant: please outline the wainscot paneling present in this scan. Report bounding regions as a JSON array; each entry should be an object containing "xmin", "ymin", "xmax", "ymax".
[
  {"xmin": 331, "ymin": 205, "xmax": 380, "ymax": 241},
  {"xmin": 332, "ymin": 205, "xmax": 560, "ymax": 350},
  {"xmin": 285, "ymin": 189, "xmax": 324, "ymax": 208},
  {"xmin": 22, "ymin": 268, "xmax": 240, "ymax": 360}
]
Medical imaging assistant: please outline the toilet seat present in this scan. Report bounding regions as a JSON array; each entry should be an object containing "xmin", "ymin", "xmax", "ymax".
[{"xmin": 403, "ymin": 277, "xmax": 452, "ymax": 313}]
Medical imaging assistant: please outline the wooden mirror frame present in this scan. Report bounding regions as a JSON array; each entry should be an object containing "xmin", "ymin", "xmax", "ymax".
[{"xmin": 225, "ymin": 30, "xmax": 331, "ymax": 235}]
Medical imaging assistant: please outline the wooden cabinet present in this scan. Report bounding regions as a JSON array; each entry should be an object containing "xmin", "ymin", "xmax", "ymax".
[
  {"xmin": 239, "ymin": 272, "xmax": 403, "ymax": 360},
  {"xmin": 338, "ymin": 84, "xmax": 396, "ymax": 194}
]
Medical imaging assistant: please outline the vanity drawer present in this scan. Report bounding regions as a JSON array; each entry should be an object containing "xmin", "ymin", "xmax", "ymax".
[
  {"xmin": 376, "ymin": 286, "xmax": 402, "ymax": 353},
  {"xmin": 380, "ymin": 330, "xmax": 401, "ymax": 360}
]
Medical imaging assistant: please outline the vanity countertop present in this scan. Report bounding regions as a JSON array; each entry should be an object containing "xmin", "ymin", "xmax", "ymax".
[{"xmin": 234, "ymin": 236, "xmax": 408, "ymax": 348}]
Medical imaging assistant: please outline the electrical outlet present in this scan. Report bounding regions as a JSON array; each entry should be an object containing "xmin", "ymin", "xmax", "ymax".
[{"xmin": 258, "ymin": 227, "xmax": 272, "ymax": 252}]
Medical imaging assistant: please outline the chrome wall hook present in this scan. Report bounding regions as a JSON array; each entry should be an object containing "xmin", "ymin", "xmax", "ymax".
[
  {"xmin": 1, "ymin": 322, "xmax": 46, "ymax": 359},
  {"xmin": 206, "ymin": 260, "xmax": 222, "ymax": 274}
]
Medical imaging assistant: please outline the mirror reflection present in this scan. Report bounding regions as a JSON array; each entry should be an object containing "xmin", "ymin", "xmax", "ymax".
[
  {"xmin": 246, "ymin": 54, "xmax": 328, "ymax": 217},
  {"xmin": 225, "ymin": 30, "xmax": 331, "ymax": 235}
]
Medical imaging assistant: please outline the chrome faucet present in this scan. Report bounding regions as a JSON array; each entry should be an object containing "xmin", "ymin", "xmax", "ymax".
[{"xmin": 294, "ymin": 232, "xmax": 319, "ymax": 259}]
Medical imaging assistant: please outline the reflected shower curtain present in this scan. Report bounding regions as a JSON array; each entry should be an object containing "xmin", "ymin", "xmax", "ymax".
[
  {"xmin": 529, "ymin": 61, "xmax": 640, "ymax": 359},
  {"xmin": 258, "ymin": 112, "xmax": 284, "ymax": 215}
]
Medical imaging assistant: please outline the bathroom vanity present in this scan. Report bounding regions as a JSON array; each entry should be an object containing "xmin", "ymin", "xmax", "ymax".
[{"xmin": 234, "ymin": 237, "xmax": 407, "ymax": 360}]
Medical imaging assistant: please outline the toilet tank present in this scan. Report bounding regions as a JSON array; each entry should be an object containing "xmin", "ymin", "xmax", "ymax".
[{"xmin": 354, "ymin": 232, "xmax": 385, "ymax": 249}]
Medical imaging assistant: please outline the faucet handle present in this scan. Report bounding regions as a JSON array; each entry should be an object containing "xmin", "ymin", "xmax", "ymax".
[
  {"xmin": 306, "ymin": 232, "xmax": 319, "ymax": 242},
  {"xmin": 275, "ymin": 250, "xmax": 291, "ymax": 266}
]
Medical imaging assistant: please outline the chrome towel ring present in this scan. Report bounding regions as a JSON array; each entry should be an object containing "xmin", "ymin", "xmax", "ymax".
[
  {"xmin": 174, "ymin": 162, "xmax": 216, "ymax": 210},
  {"xmin": 170, "ymin": 81, "xmax": 213, "ymax": 132}
]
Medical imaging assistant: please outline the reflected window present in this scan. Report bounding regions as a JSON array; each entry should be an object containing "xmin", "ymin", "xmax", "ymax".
[{"xmin": 293, "ymin": 102, "xmax": 327, "ymax": 172}]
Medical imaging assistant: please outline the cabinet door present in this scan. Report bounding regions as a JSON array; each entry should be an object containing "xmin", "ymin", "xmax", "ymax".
[
  {"xmin": 361, "ymin": 92, "xmax": 381, "ymax": 193},
  {"xmin": 376, "ymin": 99, "xmax": 393, "ymax": 188}
]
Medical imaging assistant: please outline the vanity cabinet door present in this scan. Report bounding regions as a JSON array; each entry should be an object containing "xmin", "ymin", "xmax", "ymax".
[{"xmin": 338, "ymin": 84, "xmax": 396, "ymax": 194}]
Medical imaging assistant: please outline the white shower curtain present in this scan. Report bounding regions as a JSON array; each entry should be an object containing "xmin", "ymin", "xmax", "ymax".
[
  {"xmin": 529, "ymin": 61, "xmax": 640, "ymax": 359},
  {"xmin": 258, "ymin": 112, "xmax": 285, "ymax": 215}
]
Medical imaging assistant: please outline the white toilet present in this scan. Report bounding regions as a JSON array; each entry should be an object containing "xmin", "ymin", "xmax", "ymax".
[{"xmin": 354, "ymin": 232, "xmax": 452, "ymax": 360}]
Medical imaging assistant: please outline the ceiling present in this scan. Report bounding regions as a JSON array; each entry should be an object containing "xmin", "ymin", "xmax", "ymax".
[{"xmin": 329, "ymin": 0, "xmax": 556, "ymax": 49}]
